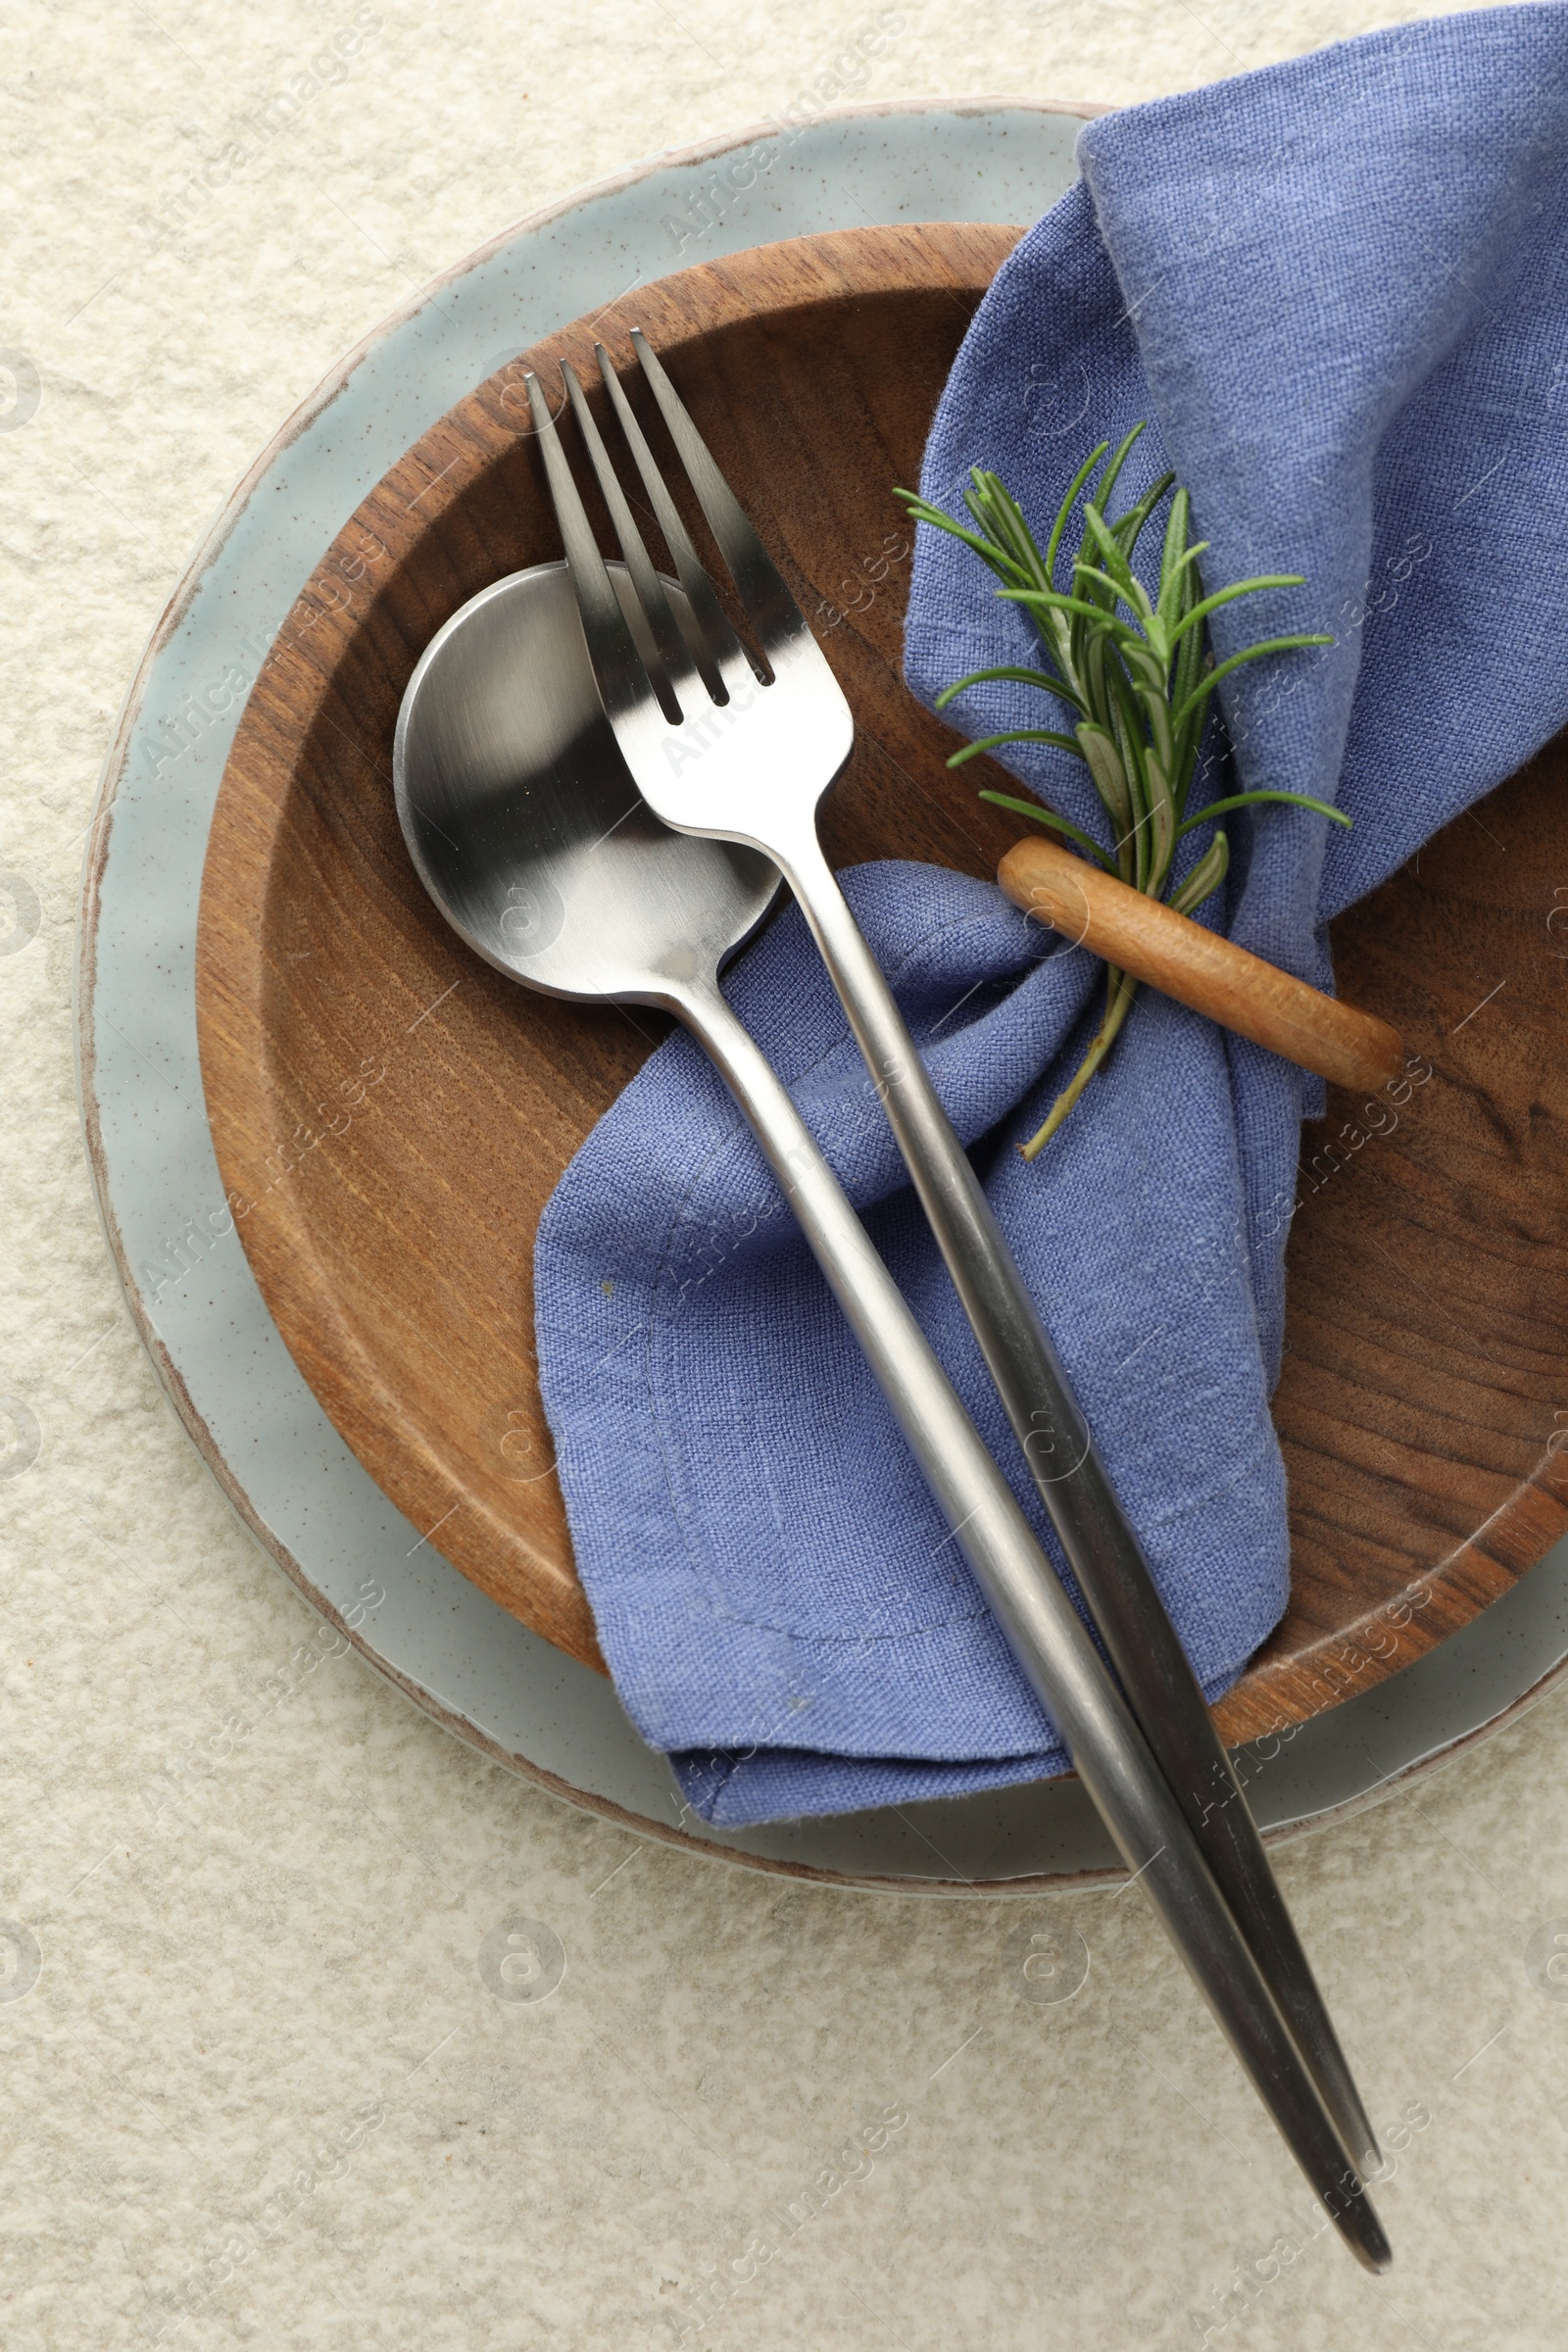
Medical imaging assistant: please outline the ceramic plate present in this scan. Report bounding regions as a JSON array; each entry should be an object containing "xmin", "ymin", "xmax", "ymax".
[{"xmin": 77, "ymin": 98, "xmax": 1568, "ymax": 1889}]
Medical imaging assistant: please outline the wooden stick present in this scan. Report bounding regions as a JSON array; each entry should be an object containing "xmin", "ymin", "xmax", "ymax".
[{"xmin": 997, "ymin": 834, "xmax": 1405, "ymax": 1094}]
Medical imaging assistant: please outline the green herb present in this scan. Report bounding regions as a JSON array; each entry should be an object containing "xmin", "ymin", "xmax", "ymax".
[{"xmin": 896, "ymin": 424, "xmax": 1346, "ymax": 1156}]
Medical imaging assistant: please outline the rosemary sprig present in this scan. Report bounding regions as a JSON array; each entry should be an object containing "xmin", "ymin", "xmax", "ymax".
[{"xmin": 897, "ymin": 425, "xmax": 1346, "ymax": 1156}]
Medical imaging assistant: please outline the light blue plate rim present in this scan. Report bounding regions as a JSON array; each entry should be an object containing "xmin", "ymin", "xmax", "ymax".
[{"xmin": 74, "ymin": 96, "xmax": 1568, "ymax": 1890}]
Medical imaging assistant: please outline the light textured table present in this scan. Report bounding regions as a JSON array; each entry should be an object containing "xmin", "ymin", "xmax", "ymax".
[{"xmin": 5, "ymin": 3, "xmax": 1566, "ymax": 2345}]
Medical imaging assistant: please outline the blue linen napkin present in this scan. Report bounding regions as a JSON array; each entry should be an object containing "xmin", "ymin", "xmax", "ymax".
[{"xmin": 535, "ymin": 7, "xmax": 1568, "ymax": 1827}]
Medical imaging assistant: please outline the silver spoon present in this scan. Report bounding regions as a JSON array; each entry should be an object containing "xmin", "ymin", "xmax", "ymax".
[{"xmin": 392, "ymin": 559, "xmax": 1390, "ymax": 2272}]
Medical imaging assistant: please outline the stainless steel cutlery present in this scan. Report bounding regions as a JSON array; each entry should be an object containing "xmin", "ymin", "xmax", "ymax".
[{"xmin": 394, "ymin": 328, "xmax": 1390, "ymax": 2266}]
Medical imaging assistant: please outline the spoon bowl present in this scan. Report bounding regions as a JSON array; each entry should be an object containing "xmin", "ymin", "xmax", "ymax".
[{"xmin": 393, "ymin": 560, "xmax": 780, "ymax": 1004}]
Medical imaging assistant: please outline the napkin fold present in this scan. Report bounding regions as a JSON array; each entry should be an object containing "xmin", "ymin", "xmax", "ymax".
[{"xmin": 535, "ymin": 7, "xmax": 1568, "ymax": 1827}]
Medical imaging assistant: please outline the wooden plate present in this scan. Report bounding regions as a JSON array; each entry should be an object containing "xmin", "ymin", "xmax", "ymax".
[{"xmin": 196, "ymin": 220, "xmax": 1568, "ymax": 1753}]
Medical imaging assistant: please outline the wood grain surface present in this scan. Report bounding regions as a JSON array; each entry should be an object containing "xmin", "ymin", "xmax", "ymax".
[{"xmin": 196, "ymin": 220, "xmax": 1568, "ymax": 1752}]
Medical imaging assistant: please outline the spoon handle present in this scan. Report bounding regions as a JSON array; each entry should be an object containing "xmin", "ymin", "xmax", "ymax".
[{"xmin": 674, "ymin": 973, "xmax": 1389, "ymax": 2274}]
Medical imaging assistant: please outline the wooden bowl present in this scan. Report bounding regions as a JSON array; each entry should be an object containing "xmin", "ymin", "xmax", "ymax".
[{"xmin": 196, "ymin": 220, "xmax": 1568, "ymax": 1752}]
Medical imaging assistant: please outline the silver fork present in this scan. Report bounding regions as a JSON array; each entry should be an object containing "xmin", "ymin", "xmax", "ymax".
[{"xmin": 524, "ymin": 342, "xmax": 1387, "ymax": 2255}]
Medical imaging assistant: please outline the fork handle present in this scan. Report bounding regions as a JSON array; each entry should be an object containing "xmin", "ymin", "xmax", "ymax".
[
  {"xmin": 768, "ymin": 825, "xmax": 1381, "ymax": 2180},
  {"xmin": 675, "ymin": 971, "xmax": 1386, "ymax": 2271}
]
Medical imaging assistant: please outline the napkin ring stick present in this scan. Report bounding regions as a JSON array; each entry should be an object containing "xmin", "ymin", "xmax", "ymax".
[{"xmin": 997, "ymin": 830, "xmax": 1405, "ymax": 1095}]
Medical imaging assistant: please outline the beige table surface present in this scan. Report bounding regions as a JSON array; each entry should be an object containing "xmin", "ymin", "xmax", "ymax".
[{"xmin": 5, "ymin": 2, "xmax": 1567, "ymax": 2346}]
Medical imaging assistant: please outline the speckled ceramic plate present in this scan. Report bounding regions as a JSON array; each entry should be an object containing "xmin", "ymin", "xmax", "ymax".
[{"xmin": 76, "ymin": 97, "xmax": 1568, "ymax": 1891}]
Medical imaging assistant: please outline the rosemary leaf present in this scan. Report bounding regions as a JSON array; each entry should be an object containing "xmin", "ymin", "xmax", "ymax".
[{"xmin": 896, "ymin": 427, "xmax": 1347, "ymax": 1154}]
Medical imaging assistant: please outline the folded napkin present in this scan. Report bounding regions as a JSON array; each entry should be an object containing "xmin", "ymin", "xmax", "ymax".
[{"xmin": 535, "ymin": 7, "xmax": 1568, "ymax": 1827}]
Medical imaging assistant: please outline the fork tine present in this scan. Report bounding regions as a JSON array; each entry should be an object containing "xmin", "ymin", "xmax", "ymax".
[
  {"xmin": 593, "ymin": 342, "xmax": 753, "ymax": 698},
  {"xmin": 524, "ymin": 370, "xmax": 651, "ymax": 728},
  {"xmin": 629, "ymin": 326, "xmax": 804, "ymax": 663},
  {"xmin": 559, "ymin": 361, "xmax": 688, "ymax": 724}
]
